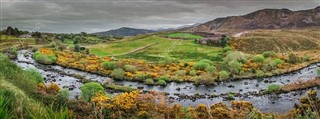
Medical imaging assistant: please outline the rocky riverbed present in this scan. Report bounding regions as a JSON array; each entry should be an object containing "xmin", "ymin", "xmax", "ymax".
[{"xmin": 13, "ymin": 50, "xmax": 320, "ymax": 113}]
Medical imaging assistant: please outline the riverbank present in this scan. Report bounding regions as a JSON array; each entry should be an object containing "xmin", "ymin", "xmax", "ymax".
[{"xmin": 12, "ymin": 49, "xmax": 320, "ymax": 113}]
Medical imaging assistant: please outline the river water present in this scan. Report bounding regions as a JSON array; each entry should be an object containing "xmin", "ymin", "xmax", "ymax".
[{"xmin": 13, "ymin": 50, "xmax": 320, "ymax": 113}]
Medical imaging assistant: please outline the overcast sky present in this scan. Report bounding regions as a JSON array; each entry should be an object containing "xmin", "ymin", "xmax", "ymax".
[{"xmin": 1, "ymin": 0, "xmax": 319, "ymax": 33}]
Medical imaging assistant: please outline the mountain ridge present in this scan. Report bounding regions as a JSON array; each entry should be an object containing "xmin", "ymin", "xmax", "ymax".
[
  {"xmin": 183, "ymin": 6, "xmax": 320, "ymax": 32},
  {"xmin": 92, "ymin": 27, "xmax": 155, "ymax": 37}
]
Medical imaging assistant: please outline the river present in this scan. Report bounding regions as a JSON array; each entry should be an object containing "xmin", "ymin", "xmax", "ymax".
[{"xmin": 13, "ymin": 50, "xmax": 320, "ymax": 113}]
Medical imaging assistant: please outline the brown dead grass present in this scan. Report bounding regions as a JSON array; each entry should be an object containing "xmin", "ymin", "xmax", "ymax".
[
  {"xmin": 281, "ymin": 78, "xmax": 320, "ymax": 92},
  {"xmin": 231, "ymin": 29, "xmax": 320, "ymax": 53}
]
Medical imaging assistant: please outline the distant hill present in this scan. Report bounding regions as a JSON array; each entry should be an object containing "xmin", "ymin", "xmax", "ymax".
[
  {"xmin": 92, "ymin": 27, "xmax": 155, "ymax": 37},
  {"xmin": 184, "ymin": 6, "xmax": 320, "ymax": 32},
  {"xmin": 153, "ymin": 23, "xmax": 201, "ymax": 31}
]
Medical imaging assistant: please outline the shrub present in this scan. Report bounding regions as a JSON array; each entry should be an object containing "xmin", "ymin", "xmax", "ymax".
[
  {"xmin": 123, "ymin": 65, "xmax": 137, "ymax": 73},
  {"xmin": 59, "ymin": 88, "xmax": 70, "ymax": 100},
  {"xmin": 302, "ymin": 55, "xmax": 310, "ymax": 62},
  {"xmin": 252, "ymin": 55, "xmax": 265, "ymax": 63},
  {"xmin": 189, "ymin": 70, "xmax": 197, "ymax": 76},
  {"xmin": 195, "ymin": 74, "xmax": 215, "ymax": 85},
  {"xmin": 255, "ymin": 70, "xmax": 264, "ymax": 78},
  {"xmin": 219, "ymin": 70, "xmax": 229, "ymax": 80},
  {"xmin": 193, "ymin": 62, "xmax": 209, "ymax": 71},
  {"xmin": 36, "ymin": 55, "xmax": 55, "ymax": 64},
  {"xmin": 228, "ymin": 60, "xmax": 242, "ymax": 74},
  {"xmin": 157, "ymin": 80, "xmax": 167, "ymax": 86},
  {"xmin": 226, "ymin": 93, "xmax": 235, "ymax": 100},
  {"xmin": 224, "ymin": 51, "xmax": 246, "ymax": 63},
  {"xmin": 144, "ymin": 78, "xmax": 154, "ymax": 85},
  {"xmin": 33, "ymin": 51, "xmax": 57, "ymax": 65},
  {"xmin": 175, "ymin": 70, "xmax": 186, "ymax": 76},
  {"xmin": 199, "ymin": 59, "xmax": 212, "ymax": 64},
  {"xmin": 158, "ymin": 76, "xmax": 169, "ymax": 81},
  {"xmin": 134, "ymin": 73, "xmax": 148, "ymax": 81},
  {"xmin": 295, "ymin": 109, "xmax": 318, "ymax": 119},
  {"xmin": 7, "ymin": 47, "xmax": 18, "ymax": 59},
  {"xmin": 263, "ymin": 51, "xmax": 276, "ymax": 58},
  {"xmin": 317, "ymin": 68, "xmax": 320, "ymax": 76},
  {"xmin": 272, "ymin": 59, "xmax": 283, "ymax": 65},
  {"xmin": 102, "ymin": 62, "xmax": 116, "ymax": 70},
  {"xmin": 80, "ymin": 82, "xmax": 104, "ymax": 101},
  {"xmin": 111, "ymin": 68, "xmax": 125, "ymax": 79},
  {"xmin": 288, "ymin": 53, "xmax": 300, "ymax": 64},
  {"xmin": 206, "ymin": 66, "xmax": 216, "ymax": 74},
  {"xmin": 264, "ymin": 84, "xmax": 281, "ymax": 93},
  {"xmin": 46, "ymin": 83, "xmax": 60, "ymax": 94}
]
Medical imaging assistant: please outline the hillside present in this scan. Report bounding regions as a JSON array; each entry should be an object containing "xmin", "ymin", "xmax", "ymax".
[
  {"xmin": 185, "ymin": 6, "xmax": 320, "ymax": 32},
  {"xmin": 92, "ymin": 27, "xmax": 155, "ymax": 37},
  {"xmin": 231, "ymin": 29, "xmax": 320, "ymax": 53}
]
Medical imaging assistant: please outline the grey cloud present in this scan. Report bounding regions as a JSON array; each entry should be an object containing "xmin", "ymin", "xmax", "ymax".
[{"xmin": 1, "ymin": 0, "xmax": 319, "ymax": 33}]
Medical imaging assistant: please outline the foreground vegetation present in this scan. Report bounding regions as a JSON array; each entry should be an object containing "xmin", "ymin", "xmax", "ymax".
[
  {"xmin": 0, "ymin": 54, "xmax": 70, "ymax": 118},
  {"xmin": 33, "ymin": 45, "xmax": 316, "ymax": 86},
  {"xmin": 2, "ymin": 52, "xmax": 320, "ymax": 118},
  {"xmin": 2, "ymin": 28, "xmax": 320, "ymax": 118}
]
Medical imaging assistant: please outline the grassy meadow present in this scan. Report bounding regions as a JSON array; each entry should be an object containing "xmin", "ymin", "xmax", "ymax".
[
  {"xmin": 166, "ymin": 32, "xmax": 203, "ymax": 39},
  {"xmin": 88, "ymin": 35, "xmax": 222, "ymax": 61}
]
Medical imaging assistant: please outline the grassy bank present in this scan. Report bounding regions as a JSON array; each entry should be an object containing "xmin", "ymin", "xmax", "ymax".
[{"xmin": 0, "ymin": 54, "xmax": 70, "ymax": 119}]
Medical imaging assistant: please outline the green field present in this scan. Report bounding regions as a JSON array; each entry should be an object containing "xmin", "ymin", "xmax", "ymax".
[
  {"xmin": 88, "ymin": 35, "xmax": 222, "ymax": 61},
  {"xmin": 167, "ymin": 33, "xmax": 203, "ymax": 39}
]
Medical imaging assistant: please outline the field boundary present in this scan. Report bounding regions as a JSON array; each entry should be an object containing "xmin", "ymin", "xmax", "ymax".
[{"xmin": 110, "ymin": 42, "xmax": 160, "ymax": 56}]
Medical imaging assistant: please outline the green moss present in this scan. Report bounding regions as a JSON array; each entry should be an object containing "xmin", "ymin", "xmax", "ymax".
[{"xmin": 264, "ymin": 84, "xmax": 281, "ymax": 94}]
